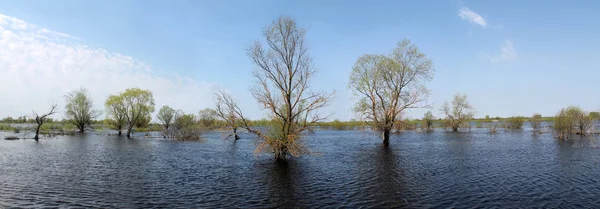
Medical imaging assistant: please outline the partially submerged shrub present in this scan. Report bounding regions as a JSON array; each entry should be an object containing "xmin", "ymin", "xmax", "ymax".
[
  {"xmin": 169, "ymin": 114, "xmax": 201, "ymax": 140},
  {"xmin": 487, "ymin": 121, "xmax": 498, "ymax": 134},
  {"xmin": 530, "ymin": 113, "xmax": 542, "ymax": 134},
  {"xmin": 505, "ymin": 116, "xmax": 525, "ymax": 130},
  {"xmin": 553, "ymin": 106, "xmax": 592, "ymax": 138}
]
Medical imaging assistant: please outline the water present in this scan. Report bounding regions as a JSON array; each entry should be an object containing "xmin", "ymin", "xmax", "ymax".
[{"xmin": 1, "ymin": 129, "xmax": 600, "ymax": 208}]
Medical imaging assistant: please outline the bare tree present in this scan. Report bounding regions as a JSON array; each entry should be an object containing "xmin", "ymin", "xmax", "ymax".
[
  {"xmin": 243, "ymin": 16, "xmax": 332, "ymax": 160},
  {"xmin": 349, "ymin": 39, "xmax": 434, "ymax": 146},
  {"xmin": 157, "ymin": 105, "xmax": 178, "ymax": 138},
  {"xmin": 33, "ymin": 105, "xmax": 57, "ymax": 141},
  {"xmin": 64, "ymin": 87, "xmax": 100, "ymax": 133},
  {"xmin": 441, "ymin": 93, "xmax": 475, "ymax": 132},
  {"xmin": 214, "ymin": 88, "xmax": 241, "ymax": 140}
]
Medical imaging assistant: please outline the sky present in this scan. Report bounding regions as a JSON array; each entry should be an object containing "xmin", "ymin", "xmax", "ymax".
[{"xmin": 0, "ymin": 0, "xmax": 599, "ymax": 121}]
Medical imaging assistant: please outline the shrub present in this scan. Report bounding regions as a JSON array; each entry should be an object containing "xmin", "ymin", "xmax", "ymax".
[
  {"xmin": 530, "ymin": 113, "xmax": 542, "ymax": 134},
  {"xmin": 505, "ymin": 116, "xmax": 525, "ymax": 130}
]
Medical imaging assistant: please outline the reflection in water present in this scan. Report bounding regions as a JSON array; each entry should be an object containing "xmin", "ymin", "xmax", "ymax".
[{"xmin": 1, "ymin": 129, "xmax": 600, "ymax": 208}]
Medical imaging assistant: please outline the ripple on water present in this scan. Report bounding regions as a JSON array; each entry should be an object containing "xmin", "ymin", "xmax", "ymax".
[{"xmin": 1, "ymin": 130, "xmax": 600, "ymax": 208}]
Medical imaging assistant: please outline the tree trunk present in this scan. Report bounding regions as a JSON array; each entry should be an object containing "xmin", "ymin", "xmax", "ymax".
[
  {"xmin": 34, "ymin": 125, "xmax": 41, "ymax": 141},
  {"xmin": 382, "ymin": 129, "xmax": 390, "ymax": 146},
  {"xmin": 127, "ymin": 126, "xmax": 133, "ymax": 138},
  {"xmin": 78, "ymin": 125, "xmax": 85, "ymax": 133},
  {"xmin": 233, "ymin": 127, "xmax": 240, "ymax": 140},
  {"xmin": 452, "ymin": 126, "xmax": 458, "ymax": 132},
  {"xmin": 117, "ymin": 129, "xmax": 122, "ymax": 136}
]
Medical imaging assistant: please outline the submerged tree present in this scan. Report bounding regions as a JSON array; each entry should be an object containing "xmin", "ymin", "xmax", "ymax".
[
  {"xmin": 105, "ymin": 95, "xmax": 126, "ymax": 135},
  {"xmin": 121, "ymin": 88, "xmax": 155, "ymax": 138},
  {"xmin": 441, "ymin": 93, "xmax": 475, "ymax": 132},
  {"xmin": 198, "ymin": 108, "xmax": 218, "ymax": 129},
  {"xmin": 530, "ymin": 113, "xmax": 542, "ymax": 134},
  {"xmin": 171, "ymin": 113, "xmax": 200, "ymax": 140},
  {"xmin": 505, "ymin": 116, "xmax": 525, "ymax": 130},
  {"xmin": 33, "ymin": 105, "xmax": 57, "ymax": 141},
  {"xmin": 157, "ymin": 105, "xmax": 178, "ymax": 138},
  {"xmin": 64, "ymin": 88, "xmax": 100, "ymax": 133},
  {"xmin": 242, "ymin": 16, "xmax": 332, "ymax": 160},
  {"xmin": 349, "ymin": 39, "xmax": 434, "ymax": 146},
  {"xmin": 567, "ymin": 106, "xmax": 592, "ymax": 136},
  {"xmin": 422, "ymin": 111, "xmax": 435, "ymax": 131},
  {"xmin": 554, "ymin": 108, "xmax": 574, "ymax": 139},
  {"xmin": 214, "ymin": 88, "xmax": 241, "ymax": 140}
]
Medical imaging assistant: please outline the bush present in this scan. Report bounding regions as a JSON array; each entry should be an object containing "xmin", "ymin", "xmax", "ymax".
[
  {"xmin": 530, "ymin": 113, "xmax": 542, "ymax": 134},
  {"xmin": 505, "ymin": 116, "xmax": 525, "ymax": 130}
]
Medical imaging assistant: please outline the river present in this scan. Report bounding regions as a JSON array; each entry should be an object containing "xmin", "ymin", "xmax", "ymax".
[{"xmin": 1, "ymin": 128, "xmax": 599, "ymax": 208}]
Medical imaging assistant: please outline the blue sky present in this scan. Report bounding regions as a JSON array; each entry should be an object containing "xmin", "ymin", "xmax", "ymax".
[{"xmin": 0, "ymin": 0, "xmax": 599, "ymax": 121}]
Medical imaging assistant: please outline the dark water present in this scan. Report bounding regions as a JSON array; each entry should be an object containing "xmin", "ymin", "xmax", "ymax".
[{"xmin": 1, "ymin": 129, "xmax": 600, "ymax": 208}]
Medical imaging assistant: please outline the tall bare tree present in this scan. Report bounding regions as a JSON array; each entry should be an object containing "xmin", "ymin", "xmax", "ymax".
[
  {"xmin": 243, "ymin": 16, "xmax": 332, "ymax": 160},
  {"xmin": 441, "ymin": 93, "xmax": 475, "ymax": 132},
  {"xmin": 33, "ymin": 105, "xmax": 57, "ymax": 141},
  {"xmin": 214, "ymin": 88, "xmax": 241, "ymax": 140},
  {"xmin": 64, "ymin": 87, "xmax": 100, "ymax": 133},
  {"xmin": 349, "ymin": 39, "xmax": 434, "ymax": 146}
]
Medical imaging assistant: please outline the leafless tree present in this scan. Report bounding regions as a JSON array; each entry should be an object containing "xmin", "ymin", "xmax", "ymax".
[
  {"xmin": 349, "ymin": 39, "xmax": 434, "ymax": 146},
  {"xmin": 214, "ymin": 88, "xmax": 241, "ymax": 140},
  {"xmin": 33, "ymin": 104, "xmax": 57, "ymax": 141},
  {"xmin": 243, "ymin": 16, "xmax": 332, "ymax": 160},
  {"xmin": 441, "ymin": 93, "xmax": 475, "ymax": 132}
]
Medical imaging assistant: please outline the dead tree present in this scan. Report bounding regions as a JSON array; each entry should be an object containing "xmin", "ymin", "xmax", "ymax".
[
  {"xmin": 33, "ymin": 105, "xmax": 57, "ymax": 141},
  {"xmin": 214, "ymin": 88, "xmax": 241, "ymax": 140}
]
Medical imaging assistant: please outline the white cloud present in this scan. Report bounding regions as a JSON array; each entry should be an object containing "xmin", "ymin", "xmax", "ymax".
[
  {"xmin": 458, "ymin": 7, "xmax": 487, "ymax": 27},
  {"xmin": 0, "ymin": 13, "xmax": 214, "ymax": 120},
  {"xmin": 490, "ymin": 40, "xmax": 518, "ymax": 63}
]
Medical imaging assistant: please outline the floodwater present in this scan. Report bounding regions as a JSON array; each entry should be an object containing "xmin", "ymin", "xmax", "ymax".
[{"xmin": 1, "ymin": 128, "xmax": 600, "ymax": 208}]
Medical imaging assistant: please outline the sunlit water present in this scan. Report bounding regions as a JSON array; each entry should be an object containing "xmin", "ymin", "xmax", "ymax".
[{"xmin": 1, "ymin": 128, "xmax": 600, "ymax": 208}]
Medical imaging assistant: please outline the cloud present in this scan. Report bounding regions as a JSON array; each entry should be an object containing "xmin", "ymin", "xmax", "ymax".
[
  {"xmin": 0, "ymin": 13, "xmax": 214, "ymax": 120},
  {"xmin": 490, "ymin": 40, "xmax": 518, "ymax": 63},
  {"xmin": 458, "ymin": 7, "xmax": 487, "ymax": 27}
]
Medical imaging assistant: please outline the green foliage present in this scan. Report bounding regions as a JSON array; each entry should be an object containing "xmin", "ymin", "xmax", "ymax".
[
  {"xmin": 441, "ymin": 93, "xmax": 475, "ymax": 131},
  {"xmin": 530, "ymin": 113, "xmax": 542, "ymax": 133},
  {"xmin": 106, "ymin": 88, "xmax": 155, "ymax": 137},
  {"xmin": 422, "ymin": 111, "xmax": 435, "ymax": 130},
  {"xmin": 64, "ymin": 87, "xmax": 100, "ymax": 132},
  {"xmin": 157, "ymin": 106, "xmax": 177, "ymax": 130},
  {"xmin": 171, "ymin": 114, "xmax": 200, "ymax": 140},
  {"xmin": 105, "ymin": 95, "xmax": 127, "ymax": 134},
  {"xmin": 505, "ymin": 116, "xmax": 525, "ymax": 130},
  {"xmin": 554, "ymin": 108, "xmax": 573, "ymax": 139},
  {"xmin": 589, "ymin": 112, "xmax": 600, "ymax": 120},
  {"xmin": 198, "ymin": 108, "xmax": 218, "ymax": 129},
  {"xmin": 349, "ymin": 39, "xmax": 434, "ymax": 142}
]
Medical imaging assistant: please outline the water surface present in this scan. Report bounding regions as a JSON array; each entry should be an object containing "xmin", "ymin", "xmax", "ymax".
[{"xmin": 1, "ymin": 129, "xmax": 599, "ymax": 208}]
